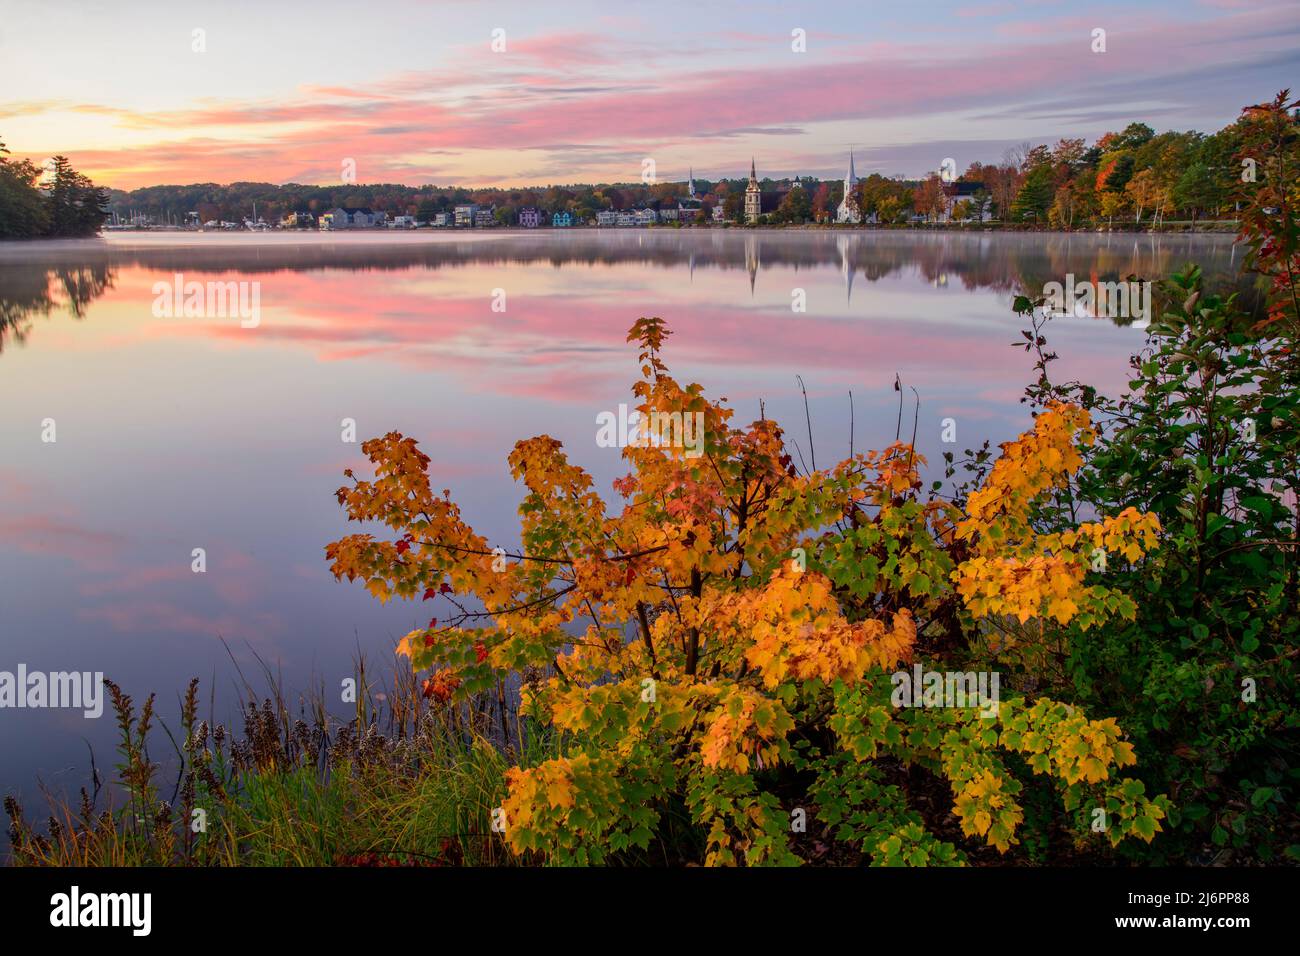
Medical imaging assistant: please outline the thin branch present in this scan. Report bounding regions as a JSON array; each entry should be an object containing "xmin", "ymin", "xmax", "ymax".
[
  {"xmin": 895, "ymin": 373, "xmax": 903, "ymax": 441},
  {"xmin": 797, "ymin": 375, "xmax": 816, "ymax": 472},
  {"xmin": 849, "ymin": 389, "xmax": 855, "ymax": 459}
]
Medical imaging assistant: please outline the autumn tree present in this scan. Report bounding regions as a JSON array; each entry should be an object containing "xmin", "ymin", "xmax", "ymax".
[
  {"xmin": 1124, "ymin": 168, "xmax": 1159, "ymax": 224},
  {"xmin": 1235, "ymin": 88, "xmax": 1300, "ymax": 337},
  {"xmin": 774, "ymin": 184, "xmax": 811, "ymax": 224},
  {"xmin": 913, "ymin": 174, "xmax": 947, "ymax": 222},
  {"xmin": 329, "ymin": 318, "xmax": 1169, "ymax": 866},
  {"xmin": 1099, "ymin": 191, "xmax": 1126, "ymax": 229},
  {"xmin": 811, "ymin": 183, "xmax": 831, "ymax": 222}
]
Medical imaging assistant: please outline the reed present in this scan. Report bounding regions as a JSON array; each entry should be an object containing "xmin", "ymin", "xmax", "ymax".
[{"xmin": 4, "ymin": 652, "xmax": 553, "ymax": 867}]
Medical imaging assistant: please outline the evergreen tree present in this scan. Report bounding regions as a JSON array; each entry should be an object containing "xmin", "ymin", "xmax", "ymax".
[
  {"xmin": 1009, "ymin": 164, "xmax": 1054, "ymax": 221},
  {"xmin": 0, "ymin": 140, "xmax": 49, "ymax": 238}
]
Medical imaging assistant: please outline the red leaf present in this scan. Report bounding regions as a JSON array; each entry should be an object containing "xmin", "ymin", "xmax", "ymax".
[{"xmin": 422, "ymin": 588, "xmax": 437, "ymax": 601}]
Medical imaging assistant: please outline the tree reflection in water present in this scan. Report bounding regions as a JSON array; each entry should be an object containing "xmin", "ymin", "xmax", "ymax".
[{"xmin": 0, "ymin": 262, "xmax": 116, "ymax": 353}]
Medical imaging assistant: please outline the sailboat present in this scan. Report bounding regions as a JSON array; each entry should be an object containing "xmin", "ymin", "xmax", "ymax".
[{"xmin": 245, "ymin": 201, "xmax": 271, "ymax": 231}]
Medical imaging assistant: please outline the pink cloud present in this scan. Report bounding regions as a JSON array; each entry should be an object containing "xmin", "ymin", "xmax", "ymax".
[{"xmin": 11, "ymin": 5, "xmax": 1293, "ymax": 189}]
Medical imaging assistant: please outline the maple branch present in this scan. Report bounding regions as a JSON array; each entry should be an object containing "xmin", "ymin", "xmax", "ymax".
[{"xmin": 636, "ymin": 601, "xmax": 659, "ymax": 677}]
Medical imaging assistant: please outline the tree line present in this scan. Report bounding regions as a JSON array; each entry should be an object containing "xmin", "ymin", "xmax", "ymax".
[
  {"xmin": 0, "ymin": 143, "xmax": 109, "ymax": 239},
  {"xmin": 907, "ymin": 116, "xmax": 1266, "ymax": 226}
]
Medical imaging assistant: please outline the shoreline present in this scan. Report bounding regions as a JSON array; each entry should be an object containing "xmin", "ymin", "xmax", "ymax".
[{"xmin": 0, "ymin": 223, "xmax": 1242, "ymax": 254}]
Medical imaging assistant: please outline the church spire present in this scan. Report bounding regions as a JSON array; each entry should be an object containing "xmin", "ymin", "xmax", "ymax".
[
  {"xmin": 688, "ymin": 166, "xmax": 695, "ymax": 198},
  {"xmin": 750, "ymin": 157, "xmax": 756, "ymax": 182}
]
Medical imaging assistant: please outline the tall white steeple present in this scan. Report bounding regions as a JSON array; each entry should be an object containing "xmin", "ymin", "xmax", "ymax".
[
  {"xmin": 688, "ymin": 167, "xmax": 695, "ymax": 199},
  {"xmin": 836, "ymin": 150, "xmax": 862, "ymax": 225}
]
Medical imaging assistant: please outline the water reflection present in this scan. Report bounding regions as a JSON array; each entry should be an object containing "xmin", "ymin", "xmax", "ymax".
[
  {"xmin": 0, "ymin": 230, "xmax": 1254, "ymax": 350},
  {"xmin": 0, "ymin": 262, "xmax": 116, "ymax": 352},
  {"xmin": 0, "ymin": 229, "xmax": 1252, "ymax": 811}
]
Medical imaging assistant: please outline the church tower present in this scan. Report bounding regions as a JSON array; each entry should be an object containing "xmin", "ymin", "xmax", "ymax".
[
  {"xmin": 836, "ymin": 150, "xmax": 862, "ymax": 224},
  {"xmin": 744, "ymin": 158, "xmax": 762, "ymax": 224}
]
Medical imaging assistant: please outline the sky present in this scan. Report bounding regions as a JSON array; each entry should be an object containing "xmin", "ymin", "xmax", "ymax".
[{"xmin": 1, "ymin": 0, "xmax": 1297, "ymax": 191}]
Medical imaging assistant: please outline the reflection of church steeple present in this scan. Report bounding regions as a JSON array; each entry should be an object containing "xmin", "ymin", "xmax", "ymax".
[
  {"xmin": 837, "ymin": 234, "xmax": 856, "ymax": 304},
  {"xmin": 745, "ymin": 234, "xmax": 759, "ymax": 295}
]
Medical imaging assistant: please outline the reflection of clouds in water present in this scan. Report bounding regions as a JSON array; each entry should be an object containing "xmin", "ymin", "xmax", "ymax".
[
  {"xmin": 0, "ymin": 231, "xmax": 1257, "ymax": 805},
  {"xmin": 0, "ymin": 232, "xmax": 1249, "ymax": 336}
]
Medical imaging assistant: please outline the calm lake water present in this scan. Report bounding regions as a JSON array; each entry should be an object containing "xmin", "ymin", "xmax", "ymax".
[{"xmin": 0, "ymin": 229, "xmax": 1246, "ymax": 809}]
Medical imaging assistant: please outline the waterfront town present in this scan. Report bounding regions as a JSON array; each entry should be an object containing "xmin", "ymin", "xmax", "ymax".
[{"xmin": 105, "ymin": 153, "xmax": 998, "ymax": 232}]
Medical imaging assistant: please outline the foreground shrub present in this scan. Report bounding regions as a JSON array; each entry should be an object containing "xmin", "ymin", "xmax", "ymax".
[
  {"xmin": 1004, "ymin": 92, "xmax": 1300, "ymax": 863},
  {"xmin": 328, "ymin": 317, "xmax": 1169, "ymax": 865}
]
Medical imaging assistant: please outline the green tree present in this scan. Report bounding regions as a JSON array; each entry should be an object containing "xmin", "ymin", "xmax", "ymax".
[
  {"xmin": 0, "ymin": 139, "xmax": 49, "ymax": 238},
  {"xmin": 774, "ymin": 185, "xmax": 810, "ymax": 223},
  {"xmin": 722, "ymin": 191, "xmax": 744, "ymax": 222},
  {"xmin": 1173, "ymin": 162, "xmax": 1220, "ymax": 224},
  {"xmin": 1010, "ymin": 164, "xmax": 1054, "ymax": 221},
  {"xmin": 44, "ymin": 155, "xmax": 108, "ymax": 236}
]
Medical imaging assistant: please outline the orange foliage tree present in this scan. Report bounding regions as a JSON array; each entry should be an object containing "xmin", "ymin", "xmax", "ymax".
[{"xmin": 327, "ymin": 317, "xmax": 1169, "ymax": 865}]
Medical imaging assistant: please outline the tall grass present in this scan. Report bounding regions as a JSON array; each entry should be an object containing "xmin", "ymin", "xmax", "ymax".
[{"xmin": 4, "ymin": 655, "xmax": 558, "ymax": 866}]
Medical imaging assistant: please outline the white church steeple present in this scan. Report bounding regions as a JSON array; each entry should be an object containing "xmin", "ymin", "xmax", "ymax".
[{"xmin": 836, "ymin": 150, "xmax": 862, "ymax": 225}]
